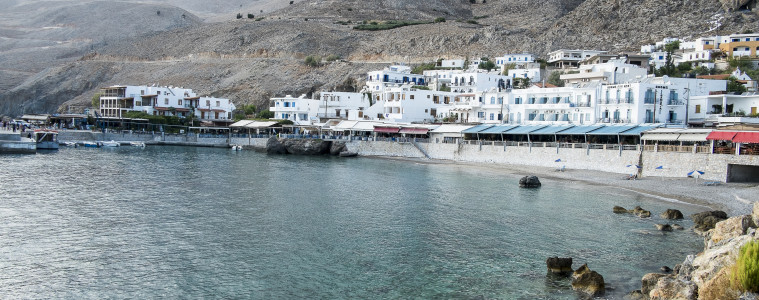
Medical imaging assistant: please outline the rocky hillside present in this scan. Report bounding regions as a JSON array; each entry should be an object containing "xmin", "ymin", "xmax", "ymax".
[{"xmin": 1, "ymin": 0, "xmax": 758, "ymax": 117}]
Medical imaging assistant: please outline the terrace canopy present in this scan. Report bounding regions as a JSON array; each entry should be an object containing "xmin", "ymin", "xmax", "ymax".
[
  {"xmin": 706, "ymin": 131, "xmax": 738, "ymax": 141},
  {"xmin": 733, "ymin": 132, "xmax": 759, "ymax": 143}
]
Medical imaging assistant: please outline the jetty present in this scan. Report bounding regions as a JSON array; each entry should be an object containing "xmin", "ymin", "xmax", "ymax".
[{"xmin": 0, "ymin": 130, "xmax": 36, "ymax": 154}]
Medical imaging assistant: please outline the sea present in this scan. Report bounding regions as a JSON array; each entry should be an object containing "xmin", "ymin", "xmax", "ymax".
[{"xmin": 0, "ymin": 146, "xmax": 705, "ymax": 299}]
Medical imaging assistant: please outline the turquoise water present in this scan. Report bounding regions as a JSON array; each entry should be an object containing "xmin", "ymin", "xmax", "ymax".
[{"xmin": 0, "ymin": 147, "xmax": 704, "ymax": 299}]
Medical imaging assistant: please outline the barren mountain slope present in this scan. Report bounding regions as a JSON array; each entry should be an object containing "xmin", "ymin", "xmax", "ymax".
[{"xmin": 1, "ymin": 0, "xmax": 758, "ymax": 117}]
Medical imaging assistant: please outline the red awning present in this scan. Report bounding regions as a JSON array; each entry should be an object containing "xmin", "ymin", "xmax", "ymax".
[
  {"xmin": 706, "ymin": 131, "xmax": 737, "ymax": 141},
  {"xmin": 733, "ymin": 132, "xmax": 759, "ymax": 143},
  {"xmin": 374, "ymin": 126, "xmax": 400, "ymax": 133},
  {"xmin": 399, "ymin": 128, "xmax": 429, "ymax": 135}
]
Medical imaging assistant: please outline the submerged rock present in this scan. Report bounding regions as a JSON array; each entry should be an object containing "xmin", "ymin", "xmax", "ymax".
[
  {"xmin": 691, "ymin": 211, "xmax": 728, "ymax": 231},
  {"xmin": 546, "ymin": 257, "xmax": 573, "ymax": 276},
  {"xmin": 613, "ymin": 206, "xmax": 630, "ymax": 214},
  {"xmin": 655, "ymin": 224, "xmax": 673, "ymax": 231},
  {"xmin": 338, "ymin": 151, "xmax": 358, "ymax": 157},
  {"xmin": 519, "ymin": 176, "xmax": 541, "ymax": 188},
  {"xmin": 571, "ymin": 264, "xmax": 605, "ymax": 297},
  {"xmin": 661, "ymin": 209, "xmax": 684, "ymax": 220},
  {"xmin": 672, "ymin": 224, "xmax": 685, "ymax": 230}
]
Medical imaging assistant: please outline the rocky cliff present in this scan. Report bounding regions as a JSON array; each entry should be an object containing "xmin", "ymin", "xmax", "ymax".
[{"xmin": 639, "ymin": 202, "xmax": 759, "ymax": 299}]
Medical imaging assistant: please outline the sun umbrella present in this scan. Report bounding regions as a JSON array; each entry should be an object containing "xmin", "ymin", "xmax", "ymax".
[
  {"xmin": 626, "ymin": 164, "xmax": 642, "ymax": 169},
  {"xmin": 555, "ymin": 159, "xmax": 562, "ymax": 162},
  {"xmin": 687, "ymin": 170, "xmax": 704, "ymax": 177},
  {"xmin": 655, "ymin": 166, "xmax": 664, "ymax": 170}
]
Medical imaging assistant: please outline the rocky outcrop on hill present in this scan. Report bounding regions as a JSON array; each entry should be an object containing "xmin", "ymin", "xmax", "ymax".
[{"xmin": 639, "ymin": 202, "xmax": 759, "ymax": 299}]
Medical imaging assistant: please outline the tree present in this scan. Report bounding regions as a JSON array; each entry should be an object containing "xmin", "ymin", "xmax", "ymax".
[
  {"xmin": 727, "ymin": 76, "xmax": 747, "ymax": 93},
  {"xmin": 513, "ymin": 77, "xmax": 531, "ymax": 89},
  {"xmin": 547, "ymin": 71, "xmax": 564, "ymax": 87},
  {"xmin": 236, "ymin": 13, "xmax": 243, "ymax": 19},
  {"xmin": 258, "ymin": 110, "xmax": 274, "ymax": 119},
  {"xmin": 677, "ymin": 62, "xmax": 692, "ymax": 73},
  {"xmin": 478, "ymin": 60, "xmax": 496, "ymax": 71},
  {"xmin": 663, "ymin": 41, "xmax": 680, "ymax": 53},
  {"xmin": 243, "ymin": 104, "xmax": 256, "ymax": 115},
  {"xmin": 91, "ymin": 93, "xmax": 101, "ymax": 108}
]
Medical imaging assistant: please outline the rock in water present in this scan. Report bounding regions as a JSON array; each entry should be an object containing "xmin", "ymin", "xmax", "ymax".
[
  {"xmin": 265, "ymin": 137, "xmax": 288, "ymax": 154},
  {"xmin": 571, "ymin": 264, "xmax": 605, "ymax": 297},
  {"xmin": 672, "ymin": 224, "xmax": 685, "ymax": 230},
  {"xmin": 691, "ymin": 211, "xmax": 728, "ymax": 231},
  {"xmin": 661, "ymin": 209, "xmax": 684, "ymax": 220},
  {"xmin": 632, "ymin": 206, "xmax": 652, "ymax": 218},
  {"xmin": 613, "ymin": 206, "xmax": 630, "ymax": 214},
  {"xmin": 519, "ymin": 176, "xmax": 541, "ymax": 188},
  {"xmin": 330, "ymin": 141, "xmax": 347, "ymax": 156},
  {"xmin": 546, "ymin": 256, "xmax": 573, "ymax": 276},
  {"xmin": 655, "ymin": 224, "xmax": 673, "ymax": 231}
]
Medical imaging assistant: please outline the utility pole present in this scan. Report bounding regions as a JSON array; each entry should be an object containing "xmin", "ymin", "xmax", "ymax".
[{"xmin": 684, "ymin": 84, "xmax": 690, "ymax": 129}]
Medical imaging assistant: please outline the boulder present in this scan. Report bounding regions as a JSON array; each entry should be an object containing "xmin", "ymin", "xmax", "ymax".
[
  {"xmin": 661, "ymin": 266, "xmax": 672, "ymax": 273},
  {"xmin": 519, "ymin": 175, "xmax": 541, "ymax": 188},
  {"xmin": 571, "ymin": 264, "xmax": 605, "ymax": 297},
  {"xmin": 753, "ymin": 202, "xmax": 759, "ymax": 228},
  {"xmin": 265, "ymin": 137, "xmax": 288, "ymax": 154},
  {"xmin": 710, "ymin": 215, "xmax": 753, "ymax": 245},
  {"xmin": 632, "ymin": 206, "xmax": 651, "ymax": 218},
  {"xmin": 626, "ymin": 290, "xmax": 646, "ymax": 300},
  {"xmin": 691, "ymin": 211, "xmax": 728, "ymax": 231},
  {"xmin": 720, "ymin": 0, "xmax": 753, "ymax": 11},
  {"xmin": 338, "ymin": 151, "xmax": 358, "ymax": 157},
  {"xmin": 283, "ymin": 139, "xmax": 331, "ymax": 155},
  {"xmin": 648, "ymin": 276, "xmax": 698, "ymax": 300},
  {"xmin": 330, "ymin": 141, "xmax": 347, "ymax": 155},
  {"xmin": 655, "ymin": 224, "xmax": 673, "ymax": 231},
  {"xmin": 641, "ymin": 273, "xmax": 668, "ymax": 296},
  {"xmin": 546, "ymin": 256, "xmax": 573, "ymax": 276},
  {"xmin": 672, "ymin": 224, "xmax": 684, "ymax": 230},
  {"xmin": 613, "ymin": 206, "xmax": 630, "ymax": 214},
  {"xmin": 661, "ymin": 209, "xmax": 684, "ymax": 220}
]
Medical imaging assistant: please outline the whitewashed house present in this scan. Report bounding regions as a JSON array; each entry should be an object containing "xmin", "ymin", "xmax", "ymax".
[
  {"xmin": 318, "ymin": 91, "xmax": 374, "ymax": 120},
  {"xmin": 441, "ymin": 59, "xmax": 466, "ymax": 69},
  {"xmin": 689, "ymin": 92, "xmax": 759, "ymax": 126},
  {"xmin": 560, "ymin": 59, "xmax": 648, "ymax": 85},
  {"xmin": 99, "ymin": 85, "xmax": 235, "ymax": 123},
  {"xmin": 366, "ymin": 65, "xmax": 426, "ymax": 93},
  {"xmin": 495, "ymin": 54, "xmax": 535, "ymax": 67},
  {"xmin": 448, "ymin": 71, "xmax": 510, "ymax": 93},
  {"xmin": 269, "ymin": 94, "xmax": 321, "ymax": 125},
  {"xmin": 380, "ymin": 85, "xmax": 459, "ymax": 123},
  {"xmin": 547, "ymin": 49, "xmax": 607, "ymax": 68}
]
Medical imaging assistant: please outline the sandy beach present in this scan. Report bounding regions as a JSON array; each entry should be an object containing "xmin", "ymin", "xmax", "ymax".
[{"xmin": 374, "ymin": 156, "xmax": 759, "ymax": 216}]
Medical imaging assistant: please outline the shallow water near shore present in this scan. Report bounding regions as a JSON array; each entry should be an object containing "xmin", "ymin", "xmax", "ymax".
[{"xmin": 0, "ymin": 146, "xmax": 705, "ymax": 298}]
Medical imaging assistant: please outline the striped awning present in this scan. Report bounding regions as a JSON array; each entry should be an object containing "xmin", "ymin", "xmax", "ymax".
[
  {"xmin": 374, "ymin": 126, "xmax": 400, "ymax": 133},
  {"xmin": 399, "ymin": 128, "xmax": 429, "ymax": 135}
]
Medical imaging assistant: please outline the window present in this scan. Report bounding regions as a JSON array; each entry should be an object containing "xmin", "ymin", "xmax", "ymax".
[
  {"xmin": 478, "ymin": 112, "xmax": 484, "ymax": 118},
  {"xmin": 206, "ymin": 100, "xmax": 210, "ymax": 106},
  {"xmin": 695, "ymin": 104, "xmax": 701, "ymax": 113},
  {"xmin": 489, "ymin": 113, "xmax": 494, "ymax": 120},
  {"xmin": 498, "ymin": 97, "xmax": 503, "ymax": 104},
  {"xmin": 164, "ymin": 98, "xmax": 169, "ymax": 105},
  {"xmin": 410, "ymin": 95, "xmax": 415, "ymax": 100},
  {"xmin": 178, "ymin": 99, "xmax": 183, "ymax": 105},
  {"xmin": 490, "ymin": 97, "xmax": 495, "ymax": 104},
  {"xmin": 515, "ymin": 97, "xmax": 522, "ymax": 104}
]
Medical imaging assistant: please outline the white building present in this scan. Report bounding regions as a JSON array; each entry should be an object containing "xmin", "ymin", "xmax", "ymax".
[
  {"xmin": 366, "ymin": 65, "xmax": 426, "ymax": 93},
  {"xmin": 269, "ymin": 94, "xmax": 321, "ymax": 125},
  {"xmin": 99, "ymin": 85, "xmax": 235, "ymax": 123},
  {"xmin": 689, "ymin": 92, "xmax": 759, "ymax": 126},
  {"xmin": 318, "ymin": 91, "xmax": 374, "ymax": 120},
  {"xmin": 441, "ymin": 59, "xmax": 466, "ymax": 69},
  {"xmin": 547, "ymin": 49, "xmax": 607, "ymax": 68},
  {"xmin": 494, "ymin": 54, "xmax": 535, "ymax": 67},
  {"xmin": 380, "ymin": 85, "xmax": 459, "ymax": 123},
  {"xmin": 507, "ymin": 67, "xmax": 542, "ymax": 83},
  {"xmin": 560, "ymin": 59, "xmax": 648, "ymax": 85},
  {"xmin": 447, "ymin": 71, "xmax": 510, "ymax": 93}
]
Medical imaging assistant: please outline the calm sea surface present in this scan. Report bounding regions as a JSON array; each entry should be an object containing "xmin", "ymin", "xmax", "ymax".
[{"xmin": 0, "ymin": 146, "xmax": 704, "ymax": 299}]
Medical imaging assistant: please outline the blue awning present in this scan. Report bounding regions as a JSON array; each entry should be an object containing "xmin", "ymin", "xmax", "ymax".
[
  {"xmin": 462, "ymin": 124, "xmax": 495, "ymax": 134},
  {"xmin": 529, "ymin": 125, "xmax": 575, "ymax": 135},
  {"xmin": 479, "ymin": 125, "xmax": 520, "ymax": 134},
  {"xmin": 586, "ymin": 125, "xmax": 638, "ymax": 135},
  {"xmin": 502, "ymin": 125, "xmax": 548, "ymax": 134},
  {"xmin": 619, "ymin": 125, "xmax": 663, "ymax": 136},
  {"xmin": 557, "ymin": 125, "xmax": 604, "ymax": 135}
]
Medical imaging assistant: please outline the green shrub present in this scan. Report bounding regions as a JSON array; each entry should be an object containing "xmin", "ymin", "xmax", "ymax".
[
  {"xmin": 732, "ymin": 240, "xmax": 759, "ymax": 292},
  {"xmin": 466, "ymin": 20, "xmax": 478, "ymax": 24},
  {"xmin": 325, "ymin": 54, "xmax": 341, "ymax": 62},
  {"xmin": 434, "ymin": 17, "xmax": 446, "ymax": 23},
  {"xmin": 412, "ymin": 85, "xmax": 430, "ymax": 90},
  {"xmin": 305, "ymin": 55, "xmax": 322, "ymax": 67},
  {"xmin": 258, "ymin": 110, "xmax": 275, "ymax": 119}
]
